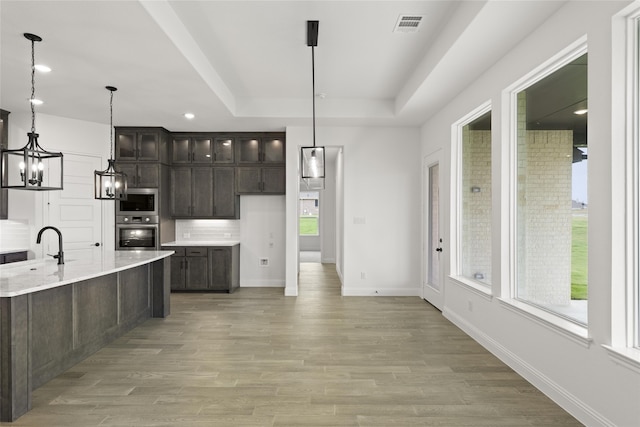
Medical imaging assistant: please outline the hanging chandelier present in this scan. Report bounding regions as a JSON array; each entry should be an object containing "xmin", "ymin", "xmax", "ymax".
[
  {"xmin": 300, "ymin": 20, "xmax": 325, "ymax": 184},
  {"xmin": 94, "ymin": 86, "xmax": 127, "ymax": 200},
  {"xmin": 1, "ymin": 33, "xmax": 63, "ymax": 190}
]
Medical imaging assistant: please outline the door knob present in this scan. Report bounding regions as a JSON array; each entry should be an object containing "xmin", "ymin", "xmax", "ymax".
[
  {"xmin": 435, "ymin": 247, "xmax": 442, "ymax": 252},
  {"xmin": 94, "ymin": 242, "xmax": 100, "ymax": 247}
]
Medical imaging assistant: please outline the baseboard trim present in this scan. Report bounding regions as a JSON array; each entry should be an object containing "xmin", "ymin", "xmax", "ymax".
[
  {"xmin": 240, "ymin": 280, "xmax": 285, "ymax": 288},
  {"xmin": 342, "ymin": 287, "xmax": 420, "ymax": 297},
  {"xmin": 443, "ymin": 308, "xmax": 616, "ymax": 427}
]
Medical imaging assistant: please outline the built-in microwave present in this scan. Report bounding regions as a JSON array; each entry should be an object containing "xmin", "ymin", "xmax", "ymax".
[{"xmin": 116, "ymin": 188, "xmax": 158, "ymax": 216}]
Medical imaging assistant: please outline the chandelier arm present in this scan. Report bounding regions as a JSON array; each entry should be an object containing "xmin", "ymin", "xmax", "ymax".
[
  {"xmin": 312, "ymin": 45, "xmax": 316, "ymax": 148},
  {"xmin": 109, "ymin": 89, "xmax": 114, "ymax": 160}
]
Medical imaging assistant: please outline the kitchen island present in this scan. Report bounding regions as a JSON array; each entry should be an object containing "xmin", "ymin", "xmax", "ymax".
[{"xmin": 0, "ymin": 250, "xmax": 173, "ymax": 422}]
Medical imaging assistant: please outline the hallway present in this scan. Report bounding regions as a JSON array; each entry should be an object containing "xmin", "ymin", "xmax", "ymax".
[{"xmin": 3, "ymin": 264, "xmax": 581, "ymax": 426}]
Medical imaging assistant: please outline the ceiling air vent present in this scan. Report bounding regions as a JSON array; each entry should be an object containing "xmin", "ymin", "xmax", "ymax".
[{"xmin": 393, "ymin": 15, "xmax": 423, "ymax": 33}]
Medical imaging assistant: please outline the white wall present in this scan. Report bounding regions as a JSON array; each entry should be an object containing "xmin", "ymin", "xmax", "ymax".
[
  {"xmin": 239, "ymin": 195, "xmax": 286, "ymax": 287},
  {"xmin": 4, "ymin": 112, "xmax": 113, "ymax": 256},
  {"xmin": 320, "ymin": 153, "xmax": 336, "ymax": 263},
  {"xmin": 420, "ymin": 1, "xmax": 639, "ymax": 426},
  {"xmin": 286, "ymin": 126, "xmax": 422, "ymax": 296}
]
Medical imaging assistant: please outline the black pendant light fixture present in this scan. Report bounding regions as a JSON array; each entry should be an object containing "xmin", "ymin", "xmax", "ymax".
[
  {"xmin": 300, "ymin": 20, "xmax": 325, "ymax": 182},
  {"xmin": 1, "ymin": 33, "xmax": 63, "ymax": 190},
  {"xmin": 94, "ymin": 86, "xmax": 127, "ymax": 200}
]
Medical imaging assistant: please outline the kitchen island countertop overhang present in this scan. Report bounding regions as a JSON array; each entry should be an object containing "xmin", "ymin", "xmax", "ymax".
[{"xmin": 0, "ymin": 249, "xmax": 174, "ymax": 297}]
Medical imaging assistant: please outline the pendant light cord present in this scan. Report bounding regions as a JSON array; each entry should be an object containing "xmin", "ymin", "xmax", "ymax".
[
  {"xmin": 109, "ymin": 89, "xmax": 114, "ymax": 160},
  {"xmin": 312, "ymin": 44, "xmax": 316, "ymax": 148},
  {"xmin": 30, "ymin": 38, "xmax": 36, "ymax": 134}
]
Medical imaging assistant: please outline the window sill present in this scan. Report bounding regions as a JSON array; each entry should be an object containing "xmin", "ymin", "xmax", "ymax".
[
  {"xmin": 449, "ymin": 275, "xmax": 493, "ymax": 301},
  {"xmin": 498, "ymin": 298, "xmax": 592, "ymax": 348},
  {"xmin": 603, "ymin": 346, "xmax": 640, "ymax": 374}
]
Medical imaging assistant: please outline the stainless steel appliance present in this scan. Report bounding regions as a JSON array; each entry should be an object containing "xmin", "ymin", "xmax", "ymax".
[
  {"xmin": 116, "ymin": 215, "xmax": 159, "ymax": 250},
  {"xmin": 116, "ymin": 188, "xmax": 158, "ymax": 216}
]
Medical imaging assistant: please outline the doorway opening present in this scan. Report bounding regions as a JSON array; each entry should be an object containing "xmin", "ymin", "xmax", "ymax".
[{"xmin": 299, "ymin": 191, "xmax": 320, "ymax": 263}]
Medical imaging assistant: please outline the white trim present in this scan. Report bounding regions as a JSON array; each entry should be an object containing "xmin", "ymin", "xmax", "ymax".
[
  {"xmin": 504, "ymin": 37, "xmax": 589, "ymax": 322},
  {"xmin": 342, "ymin": 287, "xmax": 420, "ymax": 297},
  {"xmin": 449, "ymin": 275, "xmax": 493, "ymax": 300},
  {"xmin": 422, "ymin": 150, "xmax": 444, "ymax": 309},
  {"xmin": 498, "ymin": 297, "xmax": 591, "ymax": 348},
  {"xmin": 450, "ymin": 101, "xmax": 493, "ymax": 289},
  {"xmin": 241, "ymin": 280, "xmax": 285, "ymax": 287},
  {"xmin": 603, "ymin": 345, "xmax": 640, "ymax": 374},
  {"xmin": 445, "ymin": 309, "xmax": 615, "ymax": 427}
]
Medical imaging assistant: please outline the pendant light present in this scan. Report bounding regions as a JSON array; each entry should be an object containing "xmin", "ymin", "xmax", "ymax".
[
  {"xmin": 94, "ymin": 86, "xmax": 127, "ymax": 200},
  {"xmin": 301, "ymin": 21, "xmax": 325, "ymax": 182},
  {"xmin": 1, "ymin": 33, "xmax": 63, "ymax": 190}
]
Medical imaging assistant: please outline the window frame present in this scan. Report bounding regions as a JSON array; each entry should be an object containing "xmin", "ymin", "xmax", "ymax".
[
  {"xmin": 499, "ymin": 37, "xmax": 591, "ymax": 343},
  {"xmin": 450, "ymin": 101, "xmax": 493, "ymax": 296}
]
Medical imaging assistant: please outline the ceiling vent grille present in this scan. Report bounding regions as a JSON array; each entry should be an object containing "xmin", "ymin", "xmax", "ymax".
[{"xmin": 393, "ymin": 15, "xmax": 423, "ymax": 33}]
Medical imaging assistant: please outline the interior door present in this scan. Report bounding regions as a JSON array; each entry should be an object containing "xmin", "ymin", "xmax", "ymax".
[
  {"xmin": 423, "ymin": 151, "xmax": 444, "ymax": 310},
  {"xmin": 44, "ymin": 153, "xmax": 103, "ymax": 259}
]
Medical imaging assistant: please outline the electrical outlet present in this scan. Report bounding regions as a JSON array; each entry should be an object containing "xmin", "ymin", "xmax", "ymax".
[
  {"xmin": 259, "ymin": 258, "xmax": 269, "ymax": 267},
  {"xmin": 183, "ymin": 232, "xmax": 190, "ymax": 239},
  {"xmin": 269, "ymin": 242, "xmax": 274, "ymax": 248},
  {"xmin": 223, "ymin": 233, "xmax": 231, "ymax": 238},
  {"xmin": 361, "ymin": 272, "xmax": 366, "ymax": 279}
]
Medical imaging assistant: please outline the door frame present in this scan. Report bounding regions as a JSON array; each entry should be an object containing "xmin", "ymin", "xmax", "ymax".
[{"xmin": 422, "ymin": 150, "xmax": 444, "ymax": 310}]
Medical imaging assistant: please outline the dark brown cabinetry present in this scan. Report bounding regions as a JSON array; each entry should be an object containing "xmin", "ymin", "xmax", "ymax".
[
  {"xmin": 115, "ymin": 163, "xmax": 160, "ymax": 188},
  {"xmin": 172, "ymin": 134, "xmax": 213, "ymax": 164},
  {"xmin": 115, "ymin": 127, "xmax": 169, "ymax": 189},
  {"xmin": 167, "ymin": 247, "xmax": 209, "ymax": 290},
  {"xmin": 163, "ymin": 244, "xmax": 239, "ymax": 292},
  {"xmin": 0, "ymin": 109, "xmax": 9, "ymax": 220},
  {"xmin": 236, "ymin": 134, "xmax": 285, "ymax": 164},
  {"xmin": 170, "ymin": 167, "xmax": 238, "ymax": 218},
  {"xmin": 208, "ymin": 245, "xmax": 240, "ymax": 292},
  {"xmin": 213, "ymin": 136, "xmax": 235, "ymax": 164},
  {"xmin": 116, "ymin": 128, "xmax": 168, "ymax": 162},
  {"xmin": 236, "ymin": 167, "xmax": 285, "ymax": 194}
]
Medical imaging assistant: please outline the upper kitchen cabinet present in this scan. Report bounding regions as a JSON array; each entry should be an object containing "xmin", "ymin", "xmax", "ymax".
[
  {"xmin": 236, "ymin": 134, "xmax": 285, "ymax": 165},
  {"xmin": 172, "ymin": 134, "xmax": 213, "ymax": 164},
  {"xmin": 236, "ymin": 167, "xmax": 285, "ymax": 195},
  {"xmin": 0, "ymin": 110, "xmax": 9, "ymax": 220},
  {"xmin": 212, "ymin": 136, "xmax": 235, "ymax": 164},
  {"xmin": 115, "ymin": 127, "xmax": 170, "ymax": 163}
]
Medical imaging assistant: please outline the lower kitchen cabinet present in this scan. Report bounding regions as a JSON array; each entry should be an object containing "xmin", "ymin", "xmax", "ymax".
[
  {"xmin": 208, "ymin": 245, "xmax": 239, "ymax": 292},
  {"xmin": 0, "ymin": 251, "xmax": 28, "ymax": 264},
  {"xmin": 163, "ymin": 244, "xmax": 239, "ymax": 292},
  {"xmin": 166, "ymin": 247, "xmax": 208, "ymax": 290}
]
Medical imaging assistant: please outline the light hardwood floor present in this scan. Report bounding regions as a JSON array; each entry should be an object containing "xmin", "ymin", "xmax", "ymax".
[{"xmin": 2, "ymin": 263, "xmax": 582, "ymax": 426}]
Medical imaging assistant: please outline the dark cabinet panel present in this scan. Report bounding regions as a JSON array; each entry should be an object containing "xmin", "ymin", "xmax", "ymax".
[
  {"xmin": 185, "ymin": 255, "xmax": 208, "ymax": 289},
  {"xmin": 170, "ymin": 167, "xmax": 214, "ymax": 218},
  {"xmin": 169, "ymin": 255, "xmax": 185, "ymax": 290},
  {"xmin": 213, "ymin": 168, "xmax": 238, "ymax": 218},
  {"xmin": 213, "ymin": 137, "xmax": 234, "ymax": 163},
  {"xmin": 208, "ymin": 248, "xmax": 229, "ymax": 291},
  {"xmin": 0, "ymin": 251, "xmax": 27, "ymax": 265},
  {"xmin": 116, "ymin": 129, "xmax": 164, "ymax": 162},
  {"xmin": 236, "ymin": 134, "xmax": 285, "ymax": 165},
  {"xmin": 236, "ymin": 167, "xmax": 285, "ymax": 194},
  {"xmin": 164, "ymin": 246, "xmax": 219, "ymax": 291},
  {"xmin": 171, "ymin": 135, "xmax": 213, "ymax": 164},
  {"xmin": 115, "ymin": 163, "xmax": 159, "ymax": 188}
]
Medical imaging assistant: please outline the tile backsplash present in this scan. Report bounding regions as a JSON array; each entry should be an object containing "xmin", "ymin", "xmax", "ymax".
[
  {"xmin": 175, "ymin": 219, "xmax": 240, "ymax": 241},
  {"xmin": 0, "ymin": 219, "xmax": 30, "ymax": 251}
]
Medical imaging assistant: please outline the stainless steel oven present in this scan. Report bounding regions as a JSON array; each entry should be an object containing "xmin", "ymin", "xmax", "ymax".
[
  {"xmin": 116, "ymin": 188, "xmax": 158, "ymax": 216},
  {"xmin": 116, "ymin": 215, "xmax": 159, "ymax": 250}
]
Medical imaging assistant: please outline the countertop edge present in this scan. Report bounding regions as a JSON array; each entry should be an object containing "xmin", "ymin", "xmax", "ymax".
[{"xmin": 0, "ymin": 251, "xmax": 174, "ymax": 297}]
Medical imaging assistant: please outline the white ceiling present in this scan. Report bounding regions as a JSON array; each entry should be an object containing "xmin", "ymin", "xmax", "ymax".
[{"xmin": 0, "ymin": 1, "xmax": 567, "ymax": 133}]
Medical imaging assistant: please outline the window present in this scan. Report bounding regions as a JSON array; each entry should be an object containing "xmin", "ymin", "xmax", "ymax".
[
  {"xmin": 514, "ymin": 51, "xmax": 588, "ymax": 325},
  {"xmin": 453, "ymin": 107, "xmax": 492, "ymax": 287},
  {"xmin": 299, "ymin": 191, "xmax": 319, "ymax": 236}
]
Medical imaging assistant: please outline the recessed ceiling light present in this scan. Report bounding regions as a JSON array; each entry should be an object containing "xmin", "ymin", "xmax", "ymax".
[
  {"xmin": 34, "ymin": 64, "xmax": 51, "ymax": 73},
  {"xmin": 184, "ymin": 113, "xmax": 195, "ymax": 119},
  {"xmin": 29, "ymin": 98, "xmax": 43, "ymax": 105},
  {"xmin": 574, "ymin": 109, "xmax": 588, "ymax": 115}
]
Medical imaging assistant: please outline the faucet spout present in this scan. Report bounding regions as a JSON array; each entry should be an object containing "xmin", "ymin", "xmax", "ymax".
[{"xmin": 36, "ymin": 226, "xmax": 64, "ymax": 265}]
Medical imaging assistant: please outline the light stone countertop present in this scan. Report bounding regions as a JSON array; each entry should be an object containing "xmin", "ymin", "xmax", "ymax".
[
  {"xmin": 0, "ymin": 250, "xmax": 174, "ymax": 297},
  {"xmin": 161, "ymin": 241, "xmax": 240, "ymax": 247}
]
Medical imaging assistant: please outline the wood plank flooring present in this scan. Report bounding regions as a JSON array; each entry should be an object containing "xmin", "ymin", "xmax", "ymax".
[{"xmin": 1, "ymin": 263, "xmax": 582, "ymax": 426}]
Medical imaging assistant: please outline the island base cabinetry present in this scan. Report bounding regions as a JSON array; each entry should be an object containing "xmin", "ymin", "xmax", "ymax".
[{"xmin": 0, "ymin": 258, "xmax": 170, "ymax": 422}]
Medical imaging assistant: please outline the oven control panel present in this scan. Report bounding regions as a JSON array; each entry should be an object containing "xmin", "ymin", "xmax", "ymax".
[{"xmin": 116, "ymin": 215, "xmax": 159, "ymax": 224}]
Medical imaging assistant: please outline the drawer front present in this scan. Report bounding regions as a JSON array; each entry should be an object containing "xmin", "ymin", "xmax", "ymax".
[
  {"xmin": 163, "ymin": 247, "xmax": 185, "ymax": 257},
  {"xmin": 186, "ymin": 247, "xmax": 208, "ymax": 256}
]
